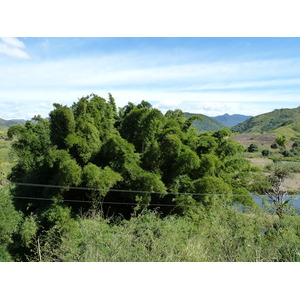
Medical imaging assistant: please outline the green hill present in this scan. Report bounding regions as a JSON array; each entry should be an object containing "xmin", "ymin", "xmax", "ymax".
[
  {"xmin": 0, "ymin": 118, "xmax": 26, "ymax": 127},
  {"xmin": 184, "ymin": 112, "xmax": 226, "ymax": 132},
  {"xmin": 231, "ymin": 107, "xmax": 300, "ymax": 139}
]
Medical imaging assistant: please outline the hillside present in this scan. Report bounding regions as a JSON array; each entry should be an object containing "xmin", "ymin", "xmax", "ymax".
[
  {"xmin": 184, "ymin": 112, "xmax": 226, "ymax": 132},
  {"xmin": 0, "ymin": 118, "xmax": 26, "ymax": 127},
  {"xmin": 231, "ymin": 107, "xmax": 300, "ymax": 138},
  {"xmin": 212, "ymin": 113, "xmax": 252, "ymax": 128}
]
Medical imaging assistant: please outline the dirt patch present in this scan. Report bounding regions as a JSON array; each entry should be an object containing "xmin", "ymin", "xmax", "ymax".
[
  {"xmin": 247, "ymin": 157, "xmax": 272, "ymax": 169},
  {"xmin": 232, "ymin": 134, "xmax": 277, "ymax": 147},
  {"xmin": 247, "ymin": 158, "xmax": 300, "ymax": 192},
  {"xmin": 283, "ymin": 173, "xmax": 300, "ymax": 192}
]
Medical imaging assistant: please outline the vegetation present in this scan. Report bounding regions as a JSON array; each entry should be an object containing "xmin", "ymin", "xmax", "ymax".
[
  {"xmin": 232, "ymin": 106, "xmax": 300, "ymax": 139},
  {"xmin": 0, "ymin": 118, "xmax": 26, "ymax": 128},
  {"xmin": 8, "ymin": 94, "xmax": 256, "ymax": 219},
  {"xmin": 183, "ymin": 112, "xmax": 225, "ymax": 132},
  {"xmin": 1, "ymin": 94, "xmax": 300, "ymax": 262},
  {"xmin": 248, "ymin": 144, "xmax": 259, "ymax": 152}
]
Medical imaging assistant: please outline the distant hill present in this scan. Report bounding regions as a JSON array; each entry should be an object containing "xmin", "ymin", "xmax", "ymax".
[
  {"xmin": 231, "ymin": 107, "xmax": 300, "ymax": 138},
  {"xmin": 184, "ymin": 112, "xmax": 226, "ymax": 132},
  {"xmin": 0, "ymin": 118, "xmax": 26, "ymax": 127},
  {"xmin": 212, "ymin": 113, "xmax": 252, "ymax": 128}
]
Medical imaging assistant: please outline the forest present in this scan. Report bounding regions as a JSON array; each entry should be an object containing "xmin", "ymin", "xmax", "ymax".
[{"xmin": 1, "ymin": 93, "xmax": 300, "ymax": 262}]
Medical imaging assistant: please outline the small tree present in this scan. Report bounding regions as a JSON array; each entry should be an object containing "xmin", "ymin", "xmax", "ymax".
[
  {"xmin": 265, "ymin": 167, "xmax": 292, "ymax": 218},
  {"xmin": 275, "ymin": 136, "xmax": 287, "ymax": 149}
]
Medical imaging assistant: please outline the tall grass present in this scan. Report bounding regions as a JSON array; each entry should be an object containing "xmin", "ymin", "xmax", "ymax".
[{"xmin": 31, "ymin": 206, "xmax": 300, "ymax": 262}]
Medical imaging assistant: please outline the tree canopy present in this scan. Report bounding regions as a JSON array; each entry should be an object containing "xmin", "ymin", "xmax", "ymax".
[{"xmin": 8, "ymin": 94, "xmax": 256, "ymax": 218}]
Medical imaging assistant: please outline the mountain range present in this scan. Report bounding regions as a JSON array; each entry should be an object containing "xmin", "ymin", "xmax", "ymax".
[
  {"xmin": 184, "ymin": 112, "xmax": 252, "ymax": 132},
  {"xmin": 211, "ymin": 113, "xmax": 252, "ymax": 128},
  {"xmin": 2, "ymin": 106, "xmax": 299, "ymax": 139}
]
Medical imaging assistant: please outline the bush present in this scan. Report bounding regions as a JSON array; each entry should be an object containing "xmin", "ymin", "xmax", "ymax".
[
  {"xmin": 262, "ymin": 149, "xmax": 270, "ymax": 156},
  {"xmin": 247, "ymin": 144, "xmax": 259, "ymax": 153},
  {"xmin": 271, "ymin": 143, "xmax": 278, "ymax": 149},
  {"xmin": 292, "ymin": 141, "xmax": 300, "ymax": 148},
  {"xmin": 291, "ymin": 148, "xmax": 300, "ymax": 156},
  {"xmin": 282, "ymin": 150, "xmax": 294, "ymax": 157}
]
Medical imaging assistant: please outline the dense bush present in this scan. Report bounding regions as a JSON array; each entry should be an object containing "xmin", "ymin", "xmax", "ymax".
[
  {"xmin": 282, "ymin": 150, "xmax": 294, "ymax": 157},
  {"xmin": 8, "ymin": 94, "xmax": 252, "ymax": 219},
  {"xmin": 292, "ymin": 141, "xmax": 300, "ymax": 148},
  {"xmin": 262, "ymin": 149, "xmax": 270, "ymax": 156},
  {"xmin": 0, "ymin": 187, "xmax": 23, "ymax": 261},
  {"xmin": 247, "ymin": 143, "xmax": 259, "ymax": 152},
  {"xmin": 271, "ymin": 143, "xmax": 278, "ymax": 149},
  {"xmin": 18, "ymin": 207, "xmax": 300, "ymax": 262}
]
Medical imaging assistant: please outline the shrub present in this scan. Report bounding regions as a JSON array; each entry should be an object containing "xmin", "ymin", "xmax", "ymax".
[
  {"xmin": 262, "ymin": 149, "xmax": 270, "ymax": 156},
  {"xmin": 271, "ymin": 143, "xmax": 278, "ymax": 149},
  {"xmin": 292, "ymin": 141, "xmax": 300, "ymax": 148},
  {"xmin": 282, "ymin": 150, "xmax": 294, "ymax": 157},
  {"xmin": 247, "ymin": 144, "xmax": 258, "ymax": 153}
]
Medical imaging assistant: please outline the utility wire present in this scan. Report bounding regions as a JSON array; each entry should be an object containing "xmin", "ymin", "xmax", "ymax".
[
  {"xmin": 12, "ymin": 196, "xmax": 190, "ymax": 207},
  {"xmin": 11, "ymin": 182, "xmax": 265, "ymax": 197}
]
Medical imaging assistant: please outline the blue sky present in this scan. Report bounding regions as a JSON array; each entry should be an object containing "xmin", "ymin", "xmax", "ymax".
[{"xmin": 1, "ymin": 37, "xmax": 300, "ymax": 119}]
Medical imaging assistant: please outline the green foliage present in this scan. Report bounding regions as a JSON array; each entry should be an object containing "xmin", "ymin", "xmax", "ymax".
[
  {"xmin": 50, "ymin": 104, "xmax": 76, "ymax": 149},
  {"xmin": 271, "ymin": 143, "xmax": 278, "ymax": 149},
  {"xmin": 275, "ymin": 136, "xmax": 287, "ymax": 148},
  {"xmin": 266, "ymin": 161, "xmax": 300, "ymax": 173},
  {"xmin": 20, "ymin": 214, "xmax": 38, "ymax": 248},
  {"xmin": 184, "ymin": 112, "xmax": 225, "ymax": 132},
  {"xmin": 262, "ymin": 149, "xmax": 270, "ymax": 156},
  {"xmin": 212, "ymin": 127, "xmax": 232, "ymax": 140},
  {"xmin": 247, "ymin": 143, "xmax": 259, "ymax": 152},
  {"xmin": 0, "ymin": 188, "xmax": 22, "ymax": 244},
  {"xmin": 8, "ymin": 93, "xmax": 260, "ymax": 223},
  {"xmin": 194, "ymin": 176, "xmax": 233, "ymax": 206},
  {"xmin": 35, "ymin": 210, "xmax": 203, "ymax": 262},
  {"xmin": 232, "ymin": 187, "xmax": 258, "ymax": 210},
  {"xmin": 261, "ymin": 166, "xmax": 292, "ymax": 218},
  {"xmin": 196, "ymin": 135, "xmax": 218, "ymax": 155},
  {"xmin": 292, "ymin": 141, "xmax": 300, "ymax": 148},
  {"xmin": 282, "ymin": 150, "xmax": 293, "ymax": 157},
  {"xmin": 215, "ymin": 138, "xmax": 243, "ymax": 158},
  {"xmin": 4, "ymin": 93, "xmax": 300, "ymax": 262},
  {"xmin": 232, "ymin": 106, "xmax": 300, "ymax": 139},
  {"xmin": 82, "ymin": 163, "xmax": 122, "ymax": 192},
  {"xmin": 48, "ymin": 149, "xmax": 82, "ymax": 187},
  {"xmin": 22, "ymin": 205, "xmax": 300, "ymax": 262}
]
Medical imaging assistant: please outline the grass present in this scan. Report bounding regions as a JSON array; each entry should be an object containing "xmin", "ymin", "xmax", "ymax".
[
  {"xmin": 265, "ymin": 161, "xmax": 300, "ymax": 173},
  {"xmin": 0, "ymin": 136, "xmax": 15, "ymax": 183},
  {"xmin": 26, "ymin": 206, "xmax": 300, "ymax": 262}
]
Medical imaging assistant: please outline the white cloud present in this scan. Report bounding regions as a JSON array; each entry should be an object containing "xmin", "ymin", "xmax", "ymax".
[
  {"xmin": 1, "ymin": 53, "xmax": 300, "ymax": 90},
  {"xmin": 1, "ymin": 48, "xmax": 300, "ymax": 118},
  {"xmin": 184, "ymin": 78, "xmax": 300, "ymax": 91},
  {"xmin": 0, "ymin": 37, "xmax": 30, "ymax": 59},
  {"xmin": 0, "ymin": 87, "xmax": 299, "ymax": 119},
  {"xmin": 1, "ymin": 37, "xmax": 25, "ymax": 48}
]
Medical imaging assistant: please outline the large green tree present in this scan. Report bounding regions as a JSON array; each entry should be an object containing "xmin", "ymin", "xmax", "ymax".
[{"xmin": 8, "ymin": 93, "xmax": 255, "ymax": 218}]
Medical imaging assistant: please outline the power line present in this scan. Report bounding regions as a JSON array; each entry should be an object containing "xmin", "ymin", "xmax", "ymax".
[
  {"xmin": 12, "ymin": 196, "xmax": 190, "ymax": 207},
  {"xmin": 11, "ymin": 182, "xmax": 261, "ymax": 197}
]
